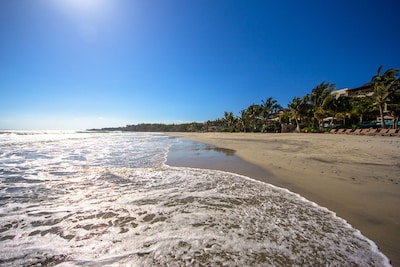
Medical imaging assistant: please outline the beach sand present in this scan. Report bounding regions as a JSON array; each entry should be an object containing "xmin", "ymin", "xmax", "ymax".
[{"xmin": 169, "ymin": 132, "xmax": 400, "ymax": 266}]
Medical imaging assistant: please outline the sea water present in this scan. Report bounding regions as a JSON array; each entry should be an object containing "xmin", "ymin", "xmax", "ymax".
[{"xmin": 0, "ymin": 131, "xmax": 391, "ymax": 266}]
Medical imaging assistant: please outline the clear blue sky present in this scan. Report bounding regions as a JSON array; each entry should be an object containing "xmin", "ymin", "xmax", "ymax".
[{"xmin": 1, "ymin": 0, "xmax": 399, "ymax": 130}]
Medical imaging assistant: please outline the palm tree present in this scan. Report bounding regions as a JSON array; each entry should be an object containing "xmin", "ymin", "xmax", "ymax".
[
  {"xmin": 371, "ymin": 66, "xmax": 400, "ymax": 129},
  {"xmin": 310, "ymin": 82, "xmax": 335, "ymax": 128},
  {"xmin": 261, "ymin": 97, "xmax": 282, "ymax": 121},
  {"xmin": 386, "ymin": 79, "xmax": 400, "ymax": 129},
  {"xmin": 350, "ymin": 96, "xmax": 374, "ymax": 124},
  {"xmin": 326, "ymin": 95, "xmax": 352, "ymax": 126},
  {"xmin": 223, "ymin": 111, "xmax": 237, "ymax": 132},
  {"xmin": 239, "ymin": 109, "xmax": 248, "ymax": 132},
  {"xmin": 245, "ymin": 104, "xmax": 262, "ymax": 132},
  {"xmin": 288, "ymin": 96, "xmax": 309, "ymax": 132}
]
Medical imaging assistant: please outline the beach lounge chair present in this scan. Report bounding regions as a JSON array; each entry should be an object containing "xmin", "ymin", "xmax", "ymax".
[
  {"xmin": 377, "ymin": 129, "xmax": 389, "ymax": 135},
  {"xmin": 385, "ymin": 129, "xmax": 398, "ymax": 136},
  {"xmin": 352, "ymin": 129, "xmax": 362, "ymax": 135},
  {"xmin": 359, "ymin": 128, "xmax": 371, "ymax": 135},
  {"xmin": 367, "ymin": 128, "xmax": 378, "ymax": 135},
  {"xmin": 329, "ymin": 129, "xmax": 337, "ymax": 134},
  {"xmin": 336, "ymin": 129, "xmax": 345, "ymax": 134},
  {"xmin": 344, "ymin": 129, "xmax": 353, "ymax": 134}
]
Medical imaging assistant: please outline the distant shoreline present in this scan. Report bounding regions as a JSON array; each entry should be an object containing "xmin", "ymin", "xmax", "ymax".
[{"xmin": 169, "ymin": 132, "xmax": 400, "ymax": 266}]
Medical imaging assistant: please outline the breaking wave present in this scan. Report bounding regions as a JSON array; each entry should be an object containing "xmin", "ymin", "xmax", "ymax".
[{"xmin": 0, "ymin": 131, "xmax": 391, "ymax": 266}]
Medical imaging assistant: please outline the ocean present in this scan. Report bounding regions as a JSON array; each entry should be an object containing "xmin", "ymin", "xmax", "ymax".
[{"xmin": 0, "ymin": 131, "xmax": 391, "ymax": 266}]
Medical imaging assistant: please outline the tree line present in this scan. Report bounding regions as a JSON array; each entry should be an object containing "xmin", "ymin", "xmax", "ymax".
[
  {"xmin": 94, "ymin": 66, "xmax": 399, "ymax": 133},
  {"xmin": 221, "ymin": 66, "xmax": 399, "ymax": 133},
  {"xmin": 96, "ymin": 122, "xmax": 206, "ymax": 133}
]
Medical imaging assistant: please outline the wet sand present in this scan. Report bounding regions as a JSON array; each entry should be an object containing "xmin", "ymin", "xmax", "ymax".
[{"xmin": 168, "ymin": 132, "xmax": 400, "ymax": 266}]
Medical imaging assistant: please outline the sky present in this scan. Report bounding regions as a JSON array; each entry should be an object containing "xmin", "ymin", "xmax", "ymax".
[{"xmin": 1, "ymin": 0, "xmax": 399, "ymax": 130}]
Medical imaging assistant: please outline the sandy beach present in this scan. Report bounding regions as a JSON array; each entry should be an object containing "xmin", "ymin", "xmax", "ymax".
[{"xmin": 170, "ymin": 132, "xmax": 400, "ymax": 266}]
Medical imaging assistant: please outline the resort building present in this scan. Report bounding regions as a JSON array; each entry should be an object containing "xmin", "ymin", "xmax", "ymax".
[
  {"xmin": 331, "ymin": 82, "xmax": 374, "ymax": 99},
  {"xmin": 332, "ymin": 82, "xmax": 390, "ymax": 113},
  {"xmin": 330, "ymin": 81, "xmax": 400, "ymax": 127}
]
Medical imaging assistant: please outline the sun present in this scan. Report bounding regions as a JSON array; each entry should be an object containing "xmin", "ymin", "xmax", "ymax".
[{"xmin": 50, "ymin": 0, "xmax": 118, "ymax": 43}]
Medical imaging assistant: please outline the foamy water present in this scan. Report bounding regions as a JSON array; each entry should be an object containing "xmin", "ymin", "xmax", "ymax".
[{"xmin": 0, "ymin": 131, "xmax": 391, "ymax": 266}]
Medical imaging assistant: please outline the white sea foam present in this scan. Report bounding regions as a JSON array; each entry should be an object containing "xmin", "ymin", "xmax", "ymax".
[{"xmin": 0, "ymin": 131, "xmax": 391, "ymax": 266}]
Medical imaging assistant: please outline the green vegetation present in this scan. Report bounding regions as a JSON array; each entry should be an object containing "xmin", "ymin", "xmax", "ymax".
[
  {"xmin": 371, "ymin": 67, "xmax": 400, "ymax": 129},
  {"xmin": 219, "ymin": 66, "xmax": 399, "ymax": 133},
  {"xmin": 218, "ymin": 66, "xmax": 399, "ymax": 133},
  {"xmin": 97, "ymin": 122, "xmax": 207, "ymax": 132},
  {"xmin": 94, "ymin": 66, "xmax": 399, "ymax": 133}
]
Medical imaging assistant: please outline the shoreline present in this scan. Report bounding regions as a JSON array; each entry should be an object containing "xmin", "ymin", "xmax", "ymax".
[
  {"xmin": 165, "ymin": 138, "xmax": 280, "ymax": 186},
  {"xmin": 168, "ymin": 132, "xmax": 400, "ymax": 266}
]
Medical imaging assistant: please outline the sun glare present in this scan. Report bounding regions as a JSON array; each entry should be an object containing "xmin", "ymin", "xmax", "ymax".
[
  {"xmin": 56, "ymin": 0, "xmax": 112, "ymax": 18},
  {"xmin": 52, "ymin": 0, "xmax": 117, "ymax": 42},
  {"xmin": 61, "ymin": 0, "xmax": 104, "ymax": 12}
]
